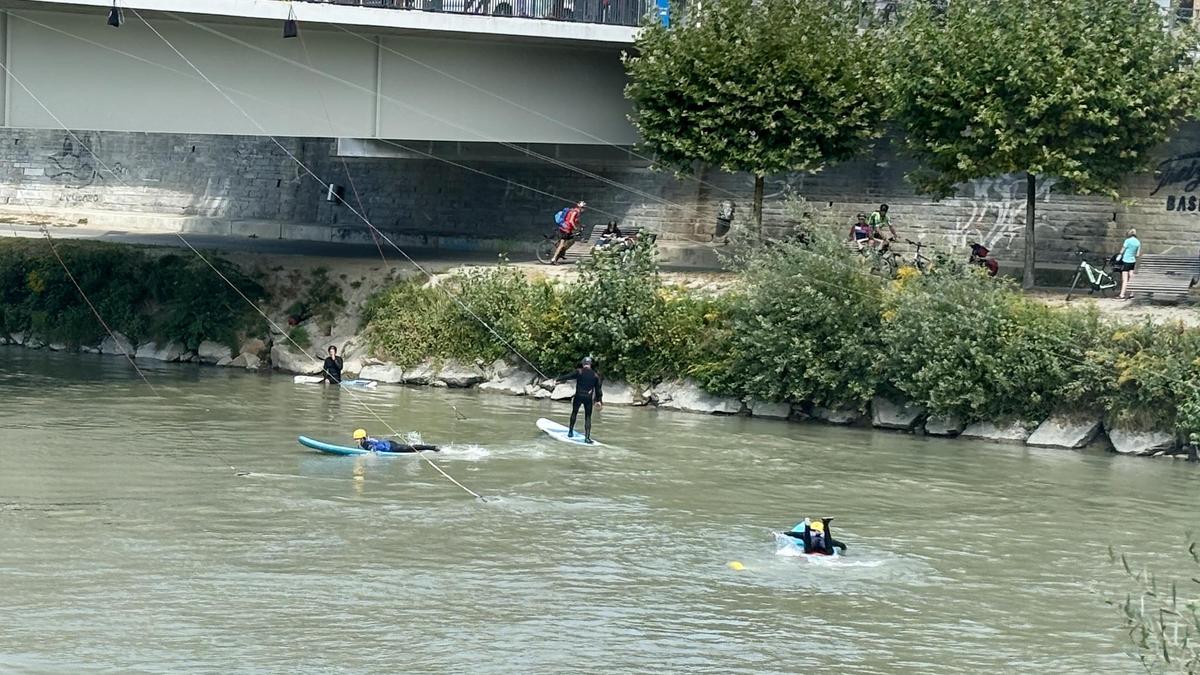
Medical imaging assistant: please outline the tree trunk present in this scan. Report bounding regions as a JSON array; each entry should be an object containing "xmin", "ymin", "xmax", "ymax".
[
  {"xmin": 1023, "ymin": 172, "xmax": 1036, "ymax": 290},
  {"xmin": 752, "ymin": 174, "xmax": 764, "ymax": 238}
]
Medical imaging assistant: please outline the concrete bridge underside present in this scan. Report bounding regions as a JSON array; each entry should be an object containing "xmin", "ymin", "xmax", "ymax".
[{"xmin": 0, "ymin": 3, "xmax": 637, "ymax": 144}]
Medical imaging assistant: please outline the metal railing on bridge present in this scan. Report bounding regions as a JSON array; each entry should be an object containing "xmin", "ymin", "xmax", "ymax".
[{"xmin": 292, "ymin": 0, "xmax": 657, "ymax": 27}]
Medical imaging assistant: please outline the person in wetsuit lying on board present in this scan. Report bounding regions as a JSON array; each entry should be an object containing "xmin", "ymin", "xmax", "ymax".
[
  {"xmin": 352, "ymin": 428, "xmax": 440, "ymax": 453},
  {"xmin": 782, "ymin": 517, "xmax": 847, "ymax": 555},
  {"xmin": 555, "ymin": 356, "xmax": 603, "ymax": 444}
]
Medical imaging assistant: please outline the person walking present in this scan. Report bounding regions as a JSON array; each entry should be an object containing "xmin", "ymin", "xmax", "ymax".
[{"xmin": 1119, "ymin": 228, "xmax": 1141, "ymax": 300}]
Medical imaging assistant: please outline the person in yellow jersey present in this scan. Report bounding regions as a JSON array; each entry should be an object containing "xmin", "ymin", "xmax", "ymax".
[
  {"xmin": 352, "ymin": 428, "xmax": 439, "ymax": 453},
  {"xmin": 781, "ymin": 517, "xmax": 847, "ymax": 555}
]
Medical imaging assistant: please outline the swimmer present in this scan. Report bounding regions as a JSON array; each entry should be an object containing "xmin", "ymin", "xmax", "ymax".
[
  {"xmin": 352, "ymin": 428, "xmax": 440, "ymax": 453},
  {"xmin": 782, "ymin": 517, "xmax": 847, "ymax": 555}
]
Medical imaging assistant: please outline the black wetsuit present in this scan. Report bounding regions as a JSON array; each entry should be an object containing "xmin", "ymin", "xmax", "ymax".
[
  {"xmin": 360, "ymin": 438, "xmax": 440, "ymax": 453},
  {"xmin": 323, "ymin": 355, "xmax": 343, "ymax": 384},
  {"xmin": 784, "ymin": 520, "xmax": 847, "ymax": 555},
  {"xmin": 557, "ymin": 366, "xmax": 603, "ymax": 441}
]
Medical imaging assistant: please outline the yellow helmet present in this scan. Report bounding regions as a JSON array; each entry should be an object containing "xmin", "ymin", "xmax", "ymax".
[
  {"xmin": 810, "ymin": 521, "xmax": 824, "ymax": 533},
  {"xmin": 352, "ymin": 428, "xmax": 367, "ymax": 440}
]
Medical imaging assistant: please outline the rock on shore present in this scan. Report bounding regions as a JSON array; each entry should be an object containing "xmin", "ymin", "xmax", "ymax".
[
  {"xmin": 653, "ymin": 379, "xmax": 743, "ymax": 415},
  {"xmin": 1107, "ymin": 426, "xmax": 1177, "ymax": 456},
  {"xmin": 871, "ymin": 397, "xmax": 925, "ymax": 431},
  {"xmin": 1026, "ymin": 416, "xmax": 1102, "ymax": 449},
  {"xmin": 960, "ymin": 420, "xmax": 1034, "ymax": 443}
]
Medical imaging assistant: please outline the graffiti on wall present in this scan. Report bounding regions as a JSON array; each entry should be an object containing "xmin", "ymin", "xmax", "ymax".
[
  {"xmin": 46, "ymin": 135, "xmax": 103, "ymax": 189},
  {"xmin": 948, "ymin": 175, "xmax": 1056, "ymax": 251},
  {"xmin": 1152, "ymin": 151, "xmax": 1200, "ymax": 212}
]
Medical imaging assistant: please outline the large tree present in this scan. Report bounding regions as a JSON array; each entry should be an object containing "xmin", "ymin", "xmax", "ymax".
[
  {"xmin": 885, "ymin": 0, "xmax": 1198, "ymax": 288},
  {"xmin": 623, "ymin": 0, "xmax": 878, "ymax": 235}
]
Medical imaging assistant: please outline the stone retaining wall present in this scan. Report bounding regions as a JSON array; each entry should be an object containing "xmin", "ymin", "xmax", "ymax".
[{"xmin": 3, "ymin": 124, "xmax": 1200, "ymax": 268}]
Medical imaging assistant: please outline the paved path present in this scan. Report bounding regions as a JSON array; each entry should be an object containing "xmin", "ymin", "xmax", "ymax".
[{"xmin": 0, "ymin": 224, "xmax": 528, "ymax": 266}]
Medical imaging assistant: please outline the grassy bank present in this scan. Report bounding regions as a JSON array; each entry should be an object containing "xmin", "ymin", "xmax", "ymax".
[
  {"xmin": 364, "ymin": 235, "xmax": 1200, "ymax": 441},
  {"xmin": 0, "ymin": 239, "xmax": 267, "ymax": 351}
]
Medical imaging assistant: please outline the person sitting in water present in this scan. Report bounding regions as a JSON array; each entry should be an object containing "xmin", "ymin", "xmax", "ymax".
[
  {"xmin": 322, "ymin": 345, "xmax": 344, "ymax": 384},
  {"xmin": 352, "ymin": 428, "xmax": 439, "ymax": 453},
  {"xmin": 783, "ymin": 517, "xmax": 847, "ymax": 555}
]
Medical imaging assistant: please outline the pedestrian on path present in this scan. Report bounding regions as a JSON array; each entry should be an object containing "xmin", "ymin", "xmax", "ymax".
[{"xmin": 1119, "ymin": 228, "xmax": 1141, "ymax": 300}]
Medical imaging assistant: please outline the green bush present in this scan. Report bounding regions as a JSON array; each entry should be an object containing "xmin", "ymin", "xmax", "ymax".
[
  {"xmin": 1100, "ymin": 322, "xmax": 1200, "ymax": 433},
  {"xmin": 879, "ymin": 266, "xmax": 1107, "ymax": 422},
  {"xmin": 702, "ymin": 233, "xmax": 883, "ymax": 409},
  {"xmin": 0, "ymin": 240, "xmax": 265, "ymax": 350}
]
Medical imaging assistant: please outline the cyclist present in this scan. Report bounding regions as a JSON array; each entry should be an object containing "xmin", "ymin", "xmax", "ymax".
[
  {"xmin": 550, "ymin": 201, "xmax": 587, "ymax": 265},
  {"xmin": 868, "ymin": 204, "xmax": 897, "ymax": 247},
  {"xmin": 849, "ymin": 213, "xmax": 871, "ymax": 250}
]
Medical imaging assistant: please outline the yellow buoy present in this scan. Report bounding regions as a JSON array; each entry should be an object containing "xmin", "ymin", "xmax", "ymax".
[{"xmin": 727, "ymin": 561, "xmax": 745, "ymax": 571}]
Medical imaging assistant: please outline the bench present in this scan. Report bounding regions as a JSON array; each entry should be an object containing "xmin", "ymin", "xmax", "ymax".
[
  {"xmin": 560, "ymin": 224, "xmax": 648, "ymax": 263},
  {"xmin": 1127, "ymin": 253, "xmax": 1200, "ymax": 303}
]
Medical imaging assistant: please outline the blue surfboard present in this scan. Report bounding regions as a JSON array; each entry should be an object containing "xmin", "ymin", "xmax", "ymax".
[{"xmin": 536, "ymin": 418, "xmax": 603, "ymax": 447}]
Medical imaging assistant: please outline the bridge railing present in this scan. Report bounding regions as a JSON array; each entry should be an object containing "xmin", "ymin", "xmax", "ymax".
[{"xmin": 294, "ymin": 0, "xmax": 656, "ymax": 27}]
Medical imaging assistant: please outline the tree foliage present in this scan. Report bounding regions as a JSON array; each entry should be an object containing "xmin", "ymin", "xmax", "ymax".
[
  {"xmin": 623, "ymin": 0, "xmax": 879, "ymax": 229},
  {"xmin": 885, "ymin": 0, "xmax": 1198, "ymax": 198}
]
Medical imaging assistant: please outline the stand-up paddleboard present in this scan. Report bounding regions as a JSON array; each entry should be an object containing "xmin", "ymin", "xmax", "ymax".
[
  {"xmin": 536, "ymin": 418, "xmax": 603, "ymax": 447},
  {"xmin": 298, "ymin": 436, "xmax": 419, "ymax": 456},
  {"xmin": 293, "ymin": 375, "xmax": 378, "ymax": 388}
]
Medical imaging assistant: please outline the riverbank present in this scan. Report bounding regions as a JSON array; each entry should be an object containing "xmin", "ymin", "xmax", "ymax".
[{"xmin": 3, "ymin": 236, "xmax": 1197, "ymax": 461}]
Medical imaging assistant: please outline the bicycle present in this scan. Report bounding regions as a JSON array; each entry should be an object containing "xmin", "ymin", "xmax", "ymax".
[
  {"xmin": 855, "ymin": 240, "xmax": 898, "ymax": 277},
  {"xmin": 536, "ymin": 231, "xmax": 576, "ymax": 264},
  {"xmin": 905, "ymin": 239, "xmax": 935, "ymax": 273},
  {"xmin": 1065, "ymin": 249, "xmax": 1118, "ymax": 300}
]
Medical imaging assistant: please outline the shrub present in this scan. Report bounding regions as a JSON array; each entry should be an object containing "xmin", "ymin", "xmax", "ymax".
[
  {"xmin": 1100, "ymin": 322, "xmax": 1200, "ymax": 435},
  {"xmin": 879, "ymin": 266, "xmax": 1103, "ymax": 422},
  {"xmin": 705, "ymin": 233, "xmax": 883, "ymax": 409},
  {"xmin": 0, "ymin": 240, "xmax": 264, "ymax": 350}
]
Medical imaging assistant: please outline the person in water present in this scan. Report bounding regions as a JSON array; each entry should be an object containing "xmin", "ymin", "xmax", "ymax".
[
  {"xmin": 352, "ymin": 428, "xmax": 439, "ymax": 453},
  {"xmin": 323, "ymin": 345, "xmax": 344, "ymax": 384},
  {"xmin": 555, "ymin": 356, "xmax": 603, "ymax": 443},
  {"xmin": 783, "ymin": 517, "xmax": 847, "ymax": 555}
]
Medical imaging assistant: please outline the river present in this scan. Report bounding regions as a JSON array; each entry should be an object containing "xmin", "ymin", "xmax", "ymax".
[{"xmin": 1, "ymin": 347, "xmax": 1195, "ymax": 673}]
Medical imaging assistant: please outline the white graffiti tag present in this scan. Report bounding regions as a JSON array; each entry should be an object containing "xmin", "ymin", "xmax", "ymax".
[{"xmin": 949, "ymin": 175, "xmax": 1055, "ymax": 250}]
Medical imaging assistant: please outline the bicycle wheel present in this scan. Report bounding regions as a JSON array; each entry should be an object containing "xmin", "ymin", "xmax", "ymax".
[
  {"xmin": 536, "ymin": 237, "xmax": 556, "ymax": 264},
  {"xmin": 1097, "ymin": 271, "xmax": 1117, "ymax": 297}
]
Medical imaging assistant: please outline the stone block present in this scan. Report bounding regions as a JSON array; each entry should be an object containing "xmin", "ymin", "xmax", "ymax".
[
  {"xmin": 1026, "ymin": 416, "xmax": 1102, "ymax": 449},
  {"xmin": 197, "ymin": 340, "xmax": 232, "ymax": 364},
  {"xmin": 479, "ymin": 369, "xmax": 535, "ymax": 396},
  {"xmin": 747, "ymin": 398, "xmax": 791, "ymax": 419},
  {"xmin": 525, "ymin": 383, "xmax": 552, "ymax": 399},
  {"xmin": 960, "ymin": 420, "xmax": 1033, "ymax": 443},
  {"xmin": 604, "ymin": 380, "xmax": 648, "ymax": 406},
  {"xmin": 270, "ymin": 343, "xmax": 320, "ymax": 375},
  {"xmin": 1107, "ymin": 426, "xmax": 1176, "ymax": 456},
  {"xmin": 924, "ymin": 415, "xmax": 965, "ymax": 437},
  {"xmin": 654, "ymin": 379, "xmax": 743, "ymax": 415},
  {"xmin": 811, "ymin": 405, "xmax": 864, "ymax": 425},
  {"xmin": 402, "ymin": 361, "xmax": 437, "ymax": 385},
  {"xmin": 358, "ymin": 364, "xmax": 405, "ymax": 383},
  {"xmin": 436, "ymin": 360, "xmax": 486, "ymax": 388},
  {"xmin": 871, "ymin": 397, "xmax": 925, "ymax": 430},
  {"xmin": 135, "ymin": 341, "xmax": 185, "ymax": 362},
  {"xmin": 550, "ymin": 383, "xmax": 576, "ymax": 401}
]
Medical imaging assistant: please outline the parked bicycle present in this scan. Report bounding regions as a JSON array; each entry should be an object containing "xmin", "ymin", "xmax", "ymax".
[
  {"xmin": 905, "ymin": 239, "xmax": 935, "ymax": 273},
  {"xmin": 1065, "ymin": 249, "xmax": 1118, "ymax": 300}
]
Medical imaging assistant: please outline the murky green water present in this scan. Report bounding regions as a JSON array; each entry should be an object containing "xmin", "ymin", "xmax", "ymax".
[{"xmin": 2, "ymin": 347, "xmax": 1195, "ymax": 673}]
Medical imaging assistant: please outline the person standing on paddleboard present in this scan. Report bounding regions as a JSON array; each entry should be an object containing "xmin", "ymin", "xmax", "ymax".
[
  {"xmin": 555, "ymin": 356, "xmax": 603, "ymax": 444},
  {"xmin": 322, "ymin": 345, "xmax": 344, "ymax": 384}
]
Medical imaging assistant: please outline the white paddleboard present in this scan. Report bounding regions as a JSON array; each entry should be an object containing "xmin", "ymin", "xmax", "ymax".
[
  {"xmin": 293, "ymin": 375, "xmax": 377, "ymax": 388},
  {"xmin": 536, "ymin": 417, "xmax": 603, "ymax": 447}
]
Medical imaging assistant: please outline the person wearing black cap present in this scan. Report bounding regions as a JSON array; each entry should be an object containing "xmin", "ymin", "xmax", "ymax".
[{"xmin": 555, "ymin": 356, "xmax": 603, "ymax": 444}]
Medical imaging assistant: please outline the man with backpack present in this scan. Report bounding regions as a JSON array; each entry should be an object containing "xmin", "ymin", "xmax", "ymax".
[{"xmin": 550, "ymin": 201, "xmax": 586, "ymax": 265}]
